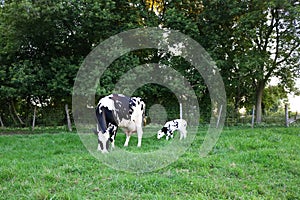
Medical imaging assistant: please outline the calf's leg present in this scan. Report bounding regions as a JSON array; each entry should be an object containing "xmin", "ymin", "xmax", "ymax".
[
  {"xmin": 179, "ymin": 131, "xmax": 184, "ymax": 140},
  {"xmin": 180, "ymin": 129, "xmax": 187, "ymax": 140}
]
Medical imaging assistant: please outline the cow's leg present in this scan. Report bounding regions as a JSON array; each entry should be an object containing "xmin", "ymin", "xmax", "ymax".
[
  {"xmin": 98, "ymin": 134, "xmax": 109, "ymax": 153},
  {"xmin": 109, "ymin": 125, "xmax": 117, "ymax": 149},
  {"xmin": 124, "ymin": 132, "xmax": 131, "ymax": 147},
  {"xmin": 136, "ymin": 126, "xmax": 143, "ymax": 147},
  {"xmin": 111, "ymin": 129, "xmax": 117, "ymax": 149},
  {"xmin": 111, "ymin": 138, "xmax": 115, "ymax": 149},
  {"xmin": 111, "ymin": 132, "xmax": 117, "ymax": 149},
  {"xmin": 97, "ymin": 142, "xmax": 102, "ymax": 151}
]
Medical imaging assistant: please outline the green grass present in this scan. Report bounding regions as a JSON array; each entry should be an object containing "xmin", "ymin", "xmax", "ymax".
[{"xmin": 0, "ymin": 127, "xmax": 299, "ymax": 199}]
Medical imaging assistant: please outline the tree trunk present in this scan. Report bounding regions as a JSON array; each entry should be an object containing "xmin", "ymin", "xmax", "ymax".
[
  {"xmin": 8, "ymin": 103, "xmax": 18, "ymax": 125},
  {"xmin": 11, "ymin": 101, "xmax": 25, "ymax": 125},
  {"xmin": 255, "ymin": 81, "xmax": 265, "ymax": 123},
  {"xmin": 0, "ymin": 116, "xmax": 4, "ymax": 127},
  {"xmin": 285, "ymin": 104, "xmax": 289, "ymax": 127},
  {"xmin": 251, "ymin": 105, "xmax": 255, "ymax": 128},
  {"xmin": 32, "ymin": 106, "xmax": 37, "ymax": 130},
  {"xmin": 65, "ymin": 104, "xmax": 72, "ymax": 132}
]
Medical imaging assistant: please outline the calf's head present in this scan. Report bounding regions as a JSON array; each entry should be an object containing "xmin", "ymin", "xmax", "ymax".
[{"xmin": 157, "ymin": 127, "xmax": 168, "ymax": 139}]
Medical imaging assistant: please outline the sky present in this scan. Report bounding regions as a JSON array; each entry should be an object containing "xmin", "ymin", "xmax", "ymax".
[
  {"xmin": 288, "ymin": 78, "xmax": 300, "ymax": 112},
  {"xmin": 289, "ymin": 95, "xmax": 300, "ymax": 112},
  {"xmin": 270, "ymin": 77, "xmax": 300, "ymax": 112}
]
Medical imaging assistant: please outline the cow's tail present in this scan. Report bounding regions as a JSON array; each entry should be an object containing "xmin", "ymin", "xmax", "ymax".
[{"xmin": 95, "ymin": 106, "xmax": 108, "ymax": 134}]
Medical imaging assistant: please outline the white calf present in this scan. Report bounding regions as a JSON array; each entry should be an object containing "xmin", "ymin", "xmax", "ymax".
[{"xmin": 157, "ymin": 119, "xmax": 187, "ymax": 140}]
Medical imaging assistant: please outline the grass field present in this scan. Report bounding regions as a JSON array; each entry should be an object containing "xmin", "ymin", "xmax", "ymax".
[{"xmin": 0, "ymin": 127, "xmax": 299, "ymax": 199}]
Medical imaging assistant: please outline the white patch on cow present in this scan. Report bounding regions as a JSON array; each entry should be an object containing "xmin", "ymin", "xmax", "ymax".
[
  {"xmin": 98, "ymin": 131, "xmax": 109, "ymax": 153},
  {"xmin": 130, "ymin": 97, "xmax": 145, "ymax": 124},
  {"xmin": 97, "ymin": 95, "xmax": 115, "ymax": 113}
]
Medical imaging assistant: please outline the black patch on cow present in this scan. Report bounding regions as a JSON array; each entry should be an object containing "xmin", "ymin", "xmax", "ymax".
[
  {"xmin": 98, "ymin": 139, "xmax": 104, "ymax": 150},
  {"xmin": 95, "ymin": 106, "xmax": 117, "ymax": 133},
  {"xmin": 107, "ymin": 124, "xmax": 116, "ymax": 135},
  {"xmin": 109, "ymin": 94, "xmax": 132, "ymax": 121},
  {"xmin": 130, "ymin": 100, "xmax": 136, "ymax": 107},
  {"xmin": 109, "ymin": 94, "xmax": 125, "ymax": 101},
  {"xmin": 173, "ymin": 121, "xmax": 179, "ymax": 128},
  {"xmin": 129, "ymin": 99, "xmax": 136, "ymax": 115},
  {"xmin": 106, "ymin": 140, "xmax": 110, "ymax": 150},
  {"xmin": 101, "ymin": 124, "xmax": 116, "ymax": 145},
  {"xmin": 161, "ymin": 127, "xmax": 168, "ymax": 134}
]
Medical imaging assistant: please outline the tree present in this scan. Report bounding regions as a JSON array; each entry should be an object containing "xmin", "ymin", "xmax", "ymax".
[
  {"xmin": 1, "ymin": 0, "xmax": 298, "ymax": 127},
  {"xmin": 263, "ymin": 85, "xmax": 288, "ymax": 114},
  {"xmin": 181, "ymin": 0, "xmax": 300, "ymax": 123},
  {"xmin": 234, "ymin": 0, "xmax": 300, "ymax": 123},
  {"xmin": 0, "ymin": 0, "xmax": 148, "ymax": 126}
]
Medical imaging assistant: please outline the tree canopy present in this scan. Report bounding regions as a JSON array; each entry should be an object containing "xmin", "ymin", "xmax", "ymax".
[{"xmin": 0, "ymin": 0, "xmax": 299, "ymax": 126}]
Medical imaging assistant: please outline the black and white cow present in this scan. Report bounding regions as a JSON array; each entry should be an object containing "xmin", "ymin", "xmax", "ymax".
[
  {"xmin": 94, "ymin": 94, "xmax": 145, "ymax": 153},
  {"xmin": 157, "ymin": 119, "xmax": 187, "ymax": 140}
]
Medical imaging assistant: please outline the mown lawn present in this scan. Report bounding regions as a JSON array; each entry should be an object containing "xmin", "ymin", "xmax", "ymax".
[{"xmin": 0, "ymin": 127, "xmax": 299, "ymax": 199}]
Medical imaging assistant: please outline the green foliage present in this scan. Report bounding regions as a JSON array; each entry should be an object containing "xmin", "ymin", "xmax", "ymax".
[
  {"xmin": 195, "ymin": 0, "xmax": 299, "ymax": 121},
  {"xmin": 263, "ymin": 85, "xmax": 288, "ymax": 113},
  {"xmin": 0, "ymin": 0, "xmax": 299, "ymax": 127},
  {"xmin": 0, "ymin": 0, "xmax": 149, "ymax": 126}
]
